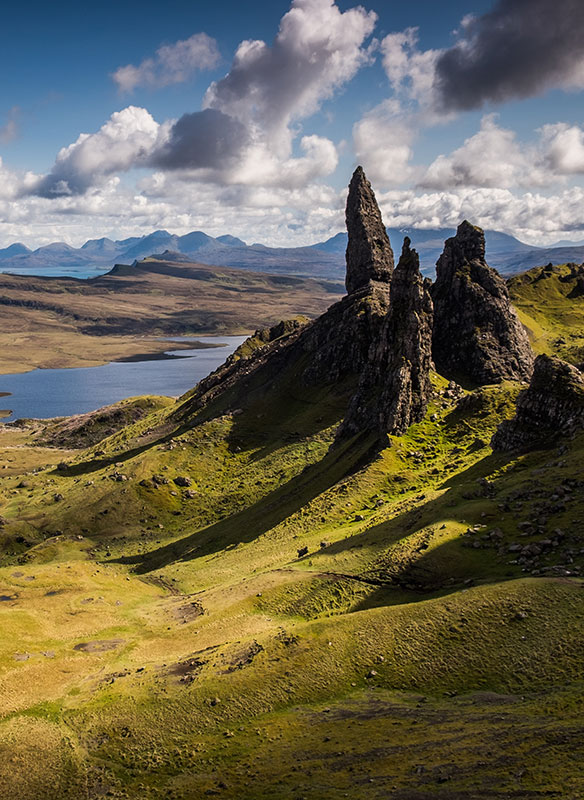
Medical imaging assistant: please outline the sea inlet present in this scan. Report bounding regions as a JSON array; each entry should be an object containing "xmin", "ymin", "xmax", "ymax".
[{"xmin": 0, "ymin": 335, "xmax": 247, "ymax": 422}]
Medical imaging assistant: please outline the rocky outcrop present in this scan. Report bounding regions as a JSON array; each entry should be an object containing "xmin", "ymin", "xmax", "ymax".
[
  {"xmin": 345, "ymin": 166, "xmax": 394, "ymax": 294},
  {"xmin": 269, "ymin": 169, "xmax": 393, "ymax": 389},
  {"xmin": 176, "ymin": 168, "xmax": 393, "ymax": 423},
  {"xmin": 432, "ymin": 221, "xmax": 534, "ymax": 385},
  {"xmin": 179, "ymin": 179, "xmax": 543, "ymax": 449},
  {"xmin": 299, "ymin": 281, "xmax": 389, "ymax": 387},
  {"xmin": 492, "ymin": 355, "xmax": 584, "ymax": 451},
  {"xmin": 342, "ymin": 237, "xmax": 434, "ymax": 437},
  {"xmin": 564, "ymin": 263, "xmax": 584, "ymax": 298}
]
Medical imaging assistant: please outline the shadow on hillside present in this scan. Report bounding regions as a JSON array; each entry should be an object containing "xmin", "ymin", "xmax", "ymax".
[
  {"xmin": 304, "ymin": 450, "xmax": 517, "ymax": 592},
  {"xmin": 54, "ymin": 421, "xmax": 191, "ymax": 477},
  {"xmin": 113, "ymin": 431, "xmax": 376, "ymax": 574},
  {"xmin": 115, "ymin": 441, "xmax": 515, "ymax": 585},
  {"xmin": 226, "ymin": 383, "xmax": 354, "ymax": 464},
  {"xmin": 174, "ymin": 345, "xmax": 357, "ymax": 465}
]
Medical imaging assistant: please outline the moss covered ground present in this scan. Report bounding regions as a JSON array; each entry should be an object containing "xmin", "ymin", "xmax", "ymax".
[{"xmin": 0, "ymin": 268, "xmax": 583, "ymax": 798}]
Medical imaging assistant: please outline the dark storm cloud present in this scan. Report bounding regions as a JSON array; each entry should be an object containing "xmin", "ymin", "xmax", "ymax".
[
  {"xmin": 434, "ymin": 0, "xmax": 584, "ymax": 111},
  {"xmin": 150, "ymin": 109, "xmax": 249, "ymax": 170},
  {"xmin": 34, "ymin": 168, "xmax": 92, "ymax": 198}
]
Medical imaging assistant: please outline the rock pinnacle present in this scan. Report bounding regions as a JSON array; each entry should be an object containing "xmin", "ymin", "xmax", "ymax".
[
  {"xmin": 341, "ymin": 236, "xmax": 433, "ymax": 438},
  {"xmin": 432, "ymin": 220, "xmax": 534, "ymax": 385},
  {"xmin": 345, "ymin": 166, "xmax": 394, "ymax": 294}
]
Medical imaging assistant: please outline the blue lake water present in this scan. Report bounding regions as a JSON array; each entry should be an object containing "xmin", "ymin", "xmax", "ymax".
[
  {"xmin": 0, "ymin": 265, "xmax": 111, "ymax": 279},
  {"xmin": 0, "ymin": 335, "xmax": 247, "ymax": 422}
]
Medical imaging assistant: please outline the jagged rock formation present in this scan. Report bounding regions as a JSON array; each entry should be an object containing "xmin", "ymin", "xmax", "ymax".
[
  {"xmin": 176, "ymin": 181, "xmax": 541, "ymax": 448},
  {"xmin": 492, "ymin": 355, "xmax": 584, "ymax": 451},
  {"xmin": 432, "ymin": 221, "xmax": 534, "ymax": 385},
  {"xmin": 563, "ymin": 263, "xmax": 584, "ymax": 298},
  {"xmin": 342, "ymin": 237, "xmax": 434, "ymax": 438},
  {"xmin": 345, "ymin": 166, "xmax": 394, "ymax": 294},
  {"xmin": 379, "ymin": 239, "xmax": 434, "ymax": 434},
  {"xmin": 299, "ymin": 282, "xmax": 389, "ymax": 387},
  {"xmin": 176, "ymin": 169, "xmax": 393, "ymax": 424}
]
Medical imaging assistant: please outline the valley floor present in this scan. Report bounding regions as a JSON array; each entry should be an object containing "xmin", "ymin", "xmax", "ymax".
[{"xmin": 0, "ymin": 259, "xmax": 340, "ymax": 374}]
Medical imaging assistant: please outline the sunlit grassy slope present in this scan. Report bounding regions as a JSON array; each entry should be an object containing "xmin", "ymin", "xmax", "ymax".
[
  {"xmin": 509, "ymin": 262, "xmax": 584, "ymax": 365},
  {"xmin": 0, "ymin": 267, "xmax": 583, "ymax": 799}
]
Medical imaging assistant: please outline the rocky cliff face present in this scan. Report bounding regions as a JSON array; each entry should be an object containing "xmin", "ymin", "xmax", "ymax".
[
  {"xmin": 299, "ymin": 282, "xmax": 389, "ymax": 387},
  {"xmin": 301, "ymin": 166, "xmax": 395, "ymax": 386},
  {"xmin": 432, "ymin": 221, "xmax": 534, "ymax": 385},
  {"xmin": 492, "ymin": 354, "xmax": 584, "ymax": 451},
  {"xmin": 345, "ymin": 166, "xmax": 394, "ymax": 295},
  {"xmin": 342, "ymin": 238, "xmax": 433, "ymax": 438}
]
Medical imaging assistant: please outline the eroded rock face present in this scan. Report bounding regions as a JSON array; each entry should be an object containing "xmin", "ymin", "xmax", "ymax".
[
  {"xmin": 345, "ymin": 166, "xmax": 394, "ymax": 295},
  {"xmin": 342, "ymin": 238, "xmax": 434, "ymax": 437},
  {"xmin": 300, "ymin": 282, "xmax": 389, "ymax": 386},
  {"xmin": 432, "ymin": 221, "xmax": 534, "ymax": 385},
  {"xmin": 492, "ymin": 355, "xmax": 584, "ymax": 451},
  {"xmin": 298, "ymin": 165, "xmax": 393, "ymax": 387}
]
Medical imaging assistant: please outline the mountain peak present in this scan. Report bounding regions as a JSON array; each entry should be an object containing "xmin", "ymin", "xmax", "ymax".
[
  {"xmin": 447, "ymin": 220, "xmax": 486, "ymax": 266},
  {"xmin": 0, "ymin": 242, "xmax": 31, "ymax": 259},
  {"xmin": 216, "ymin": 234, "xmax": 247, "ymax": 247}
]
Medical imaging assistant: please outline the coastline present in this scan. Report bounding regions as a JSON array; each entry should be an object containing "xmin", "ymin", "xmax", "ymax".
[{"xmin": 0, "ymin": 332, "xmax": 249, "ymax": 376}]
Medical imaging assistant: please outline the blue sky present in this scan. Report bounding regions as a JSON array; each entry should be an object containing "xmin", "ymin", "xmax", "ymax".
[{"xmin": 1, "ymin": 0, "xmax": 584, "ymax": 248}]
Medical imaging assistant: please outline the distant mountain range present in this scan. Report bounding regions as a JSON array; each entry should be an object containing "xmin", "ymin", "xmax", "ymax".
[{"xmin": 1, "ymin": 227, "xmax": 583, "ymax": 280}]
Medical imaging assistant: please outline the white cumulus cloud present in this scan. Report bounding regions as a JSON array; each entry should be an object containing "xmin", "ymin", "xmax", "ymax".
[
  {"xmin": 381, "ymin": 28, "xmax": 440, "ymax": 107},
  {"xmin": 540, "ymin": 123, "xmax": 584, "ymax": 175},
  {"xmin": 420, "ymin": 115, "xmax": 533, "ymax": 189},
  {"xmin": 31, "ymin": 1, "xmax": 374, "ymax": 197},
  {"xmin": 375, "ymin": 185, "xmax": 584, "ymax": 246},
  {"xmin": 33, "ymin": 107, "xmax": 164, "ymax": 197},
  {"xmin": 204, "ymin": 0, "xmax": 377, "ymax": 157},
  {"xmin": 353, "ymin": 100, "xmax": 416, "ymax": 186},
  {"xmin": 421, "ymin": 117, "xmax": 584, "ymax": 191},
  {"xmin": 112, "ymin": 33, "xmax": 220, "ymax": 92}
]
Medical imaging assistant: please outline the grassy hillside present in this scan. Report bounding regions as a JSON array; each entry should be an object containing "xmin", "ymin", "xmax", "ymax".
[
  {"xmin": 509, "ymin": 263, "xmax": 584, "ymax": 366},
  {"xmin": 0, "ymin": 266, "xmax": 583, "ymax": 798}
]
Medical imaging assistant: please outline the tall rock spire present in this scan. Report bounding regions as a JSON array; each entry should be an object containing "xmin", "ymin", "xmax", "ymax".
[
  {"xmin": 378, "ymin": 237, "xmax": 434, "ymax": 435},
  {"xmin": 345, "ymin": 166, "xmax": 394, "ymax": 294},
  {"xmin": 432, "ymin": 220, "xmax": 534, "ymax": 385},
  {"xmin": 341, "ymin": 237, "xmax": 434, "ymax": 439}
]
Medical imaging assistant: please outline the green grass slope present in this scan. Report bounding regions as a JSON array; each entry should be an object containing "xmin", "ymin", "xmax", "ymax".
[
  {"xmin": 509, "ymin": 263, "xmax": 584, "ymax": 365},
  {"xmin": 0, "ymin": 273, "xmax": 583, "ymax": 798}
]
